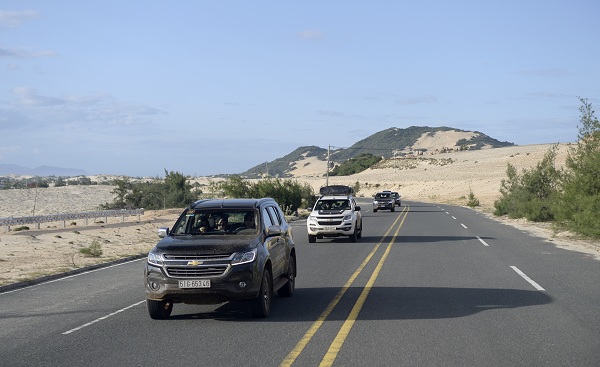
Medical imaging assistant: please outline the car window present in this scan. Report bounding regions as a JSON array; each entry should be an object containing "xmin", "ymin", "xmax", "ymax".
[
  {"xmin": 266, "ymin": 206, "xmax": 281, "ymax": 226},
  {"xmin": 262, "ymin": 207, "xmax": 274, "ymax": 228},
  {"xmin": 172, "ymin": 208, "xmax": 258, "ymax": 235}
]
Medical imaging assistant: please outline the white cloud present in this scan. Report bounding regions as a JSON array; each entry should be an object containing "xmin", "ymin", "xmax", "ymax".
[
  {"xmin": 0, "ymin": 47, "xmax": 56, "ymax": 59},
  {"xmin": 0, "ymin": 10, "xmax": 39, "ymax": 28},
  {"xmin": 12, "ymin": 87, "xmax": 66, "ymax": 106}
]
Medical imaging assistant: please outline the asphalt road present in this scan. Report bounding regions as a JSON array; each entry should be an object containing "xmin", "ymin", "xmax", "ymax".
[{"xmin": 1, "ymin": 199, "xmax": 599, "ymax": 367}]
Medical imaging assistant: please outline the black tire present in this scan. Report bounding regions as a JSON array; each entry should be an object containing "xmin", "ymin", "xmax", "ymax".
[
  {"xmin": 349, "ymin": 227, "xmax": 358, "ymax": 242},
  {"xmin": 308, "ymin": 234, "xmax": 316, "ymax": 243},
  {"xmin": 277, "ymin": 258, "xmax": 295, "ymax": 297},
  {"xmin": 357, "ymin": 221, "xmax": 362, "ymax": 239},
  {"xmin": 391, "ymin": 206, "xmax": 395, "ymax": 212},
  {"xmin": 147, "ymin": 299, "xmax": 173, "ymax": 320},
  {"xmin": 251, "ymin": 269, "xmax": 273, "ymax": 318},
  {"xmin": 373, "ymin": 209, "xmax": 378, "ymax": 212}
]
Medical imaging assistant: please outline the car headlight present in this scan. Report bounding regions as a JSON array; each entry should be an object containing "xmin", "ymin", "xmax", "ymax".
[
  {"xmin": 231, "ymin": 249, "xmax": 257, "ymax": 265},
  {"xmin": 343, "ymin": 214, "xmax": 353, "ymax": 221},
  {"xmin": 308, "ymin": 215, "xmax": 318, "ymax": 224},
  {"xmin": 147, "ymin": 251, "xmax": 164, "ymax": 266}
]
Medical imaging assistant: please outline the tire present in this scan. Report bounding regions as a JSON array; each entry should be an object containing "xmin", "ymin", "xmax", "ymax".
[
  {"xmin": 391, "ymin": 206, "xmax": 395, "ymax": 212},
  {"xmin": 147, "ymin": 299, "xmax": 173, "ymax": 320},
  {"xmin": 308, "ymin": 234, "xmax": 316, "ymax": 243},
  {"xmin": 373, "ymin": 209, "xmax": 378, "ymax": 212},
  {"xmin": 357, "ymin": 220, "xmax": 362, "ymax": 239},
  {"xmin": 277, "ymin": 258, "xmax": 295, "ymax": 297},
  {"xmin": 251, "ymin": 269, "xmax": 273, "ymax": 318},
  {"xmin": 349, "ymin": 227, "xmax": 358, "ymax": 242}
]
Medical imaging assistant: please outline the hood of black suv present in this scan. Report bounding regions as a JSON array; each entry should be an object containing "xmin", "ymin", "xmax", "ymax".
[{"xmin": 154, "ymin": 235, "xmax": 259, "ymax": 255}]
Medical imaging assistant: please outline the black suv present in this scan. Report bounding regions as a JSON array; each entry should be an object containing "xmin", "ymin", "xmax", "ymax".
[{"xmin": 144, "ymin": 198, "xmax": 296, "ymax": 319}]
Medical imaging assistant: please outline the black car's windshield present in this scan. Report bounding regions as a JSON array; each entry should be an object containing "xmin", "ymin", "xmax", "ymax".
[{"xmin": 172, "ymin": 209, "xmax": 258, "ymax": 236}]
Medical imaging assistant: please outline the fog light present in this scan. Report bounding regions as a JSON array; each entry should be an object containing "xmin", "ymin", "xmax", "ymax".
[
  {"xmin": 238, "ymin": 281, "xmax": 247, "ymax": 289},
  {"xmin": 150, "ymin": 281, "xmax": 160, "ymax": 290}
]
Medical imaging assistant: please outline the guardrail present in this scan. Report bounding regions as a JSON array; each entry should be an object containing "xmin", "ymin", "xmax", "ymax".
[{"xmin": 0, "ymin": 209, "xmax": 144, "ymax": 232}]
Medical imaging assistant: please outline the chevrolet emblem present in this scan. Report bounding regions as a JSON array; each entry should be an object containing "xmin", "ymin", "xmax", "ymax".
[{"xmin": 187, "ymin": 260, "xmax": 203, "ymax": 266}]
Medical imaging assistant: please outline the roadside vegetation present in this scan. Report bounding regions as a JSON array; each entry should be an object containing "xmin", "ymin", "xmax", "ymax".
[
  {"xmin": 329, "ymin": 153, "xmax": 382, "ymax": 176},
  {"xmin": 101, "ymin": 171, "xmax": 316, "ymax": 215},
  {"xmin": 494, "ymin": 98, "xmax": 600, "ymax": 238}
]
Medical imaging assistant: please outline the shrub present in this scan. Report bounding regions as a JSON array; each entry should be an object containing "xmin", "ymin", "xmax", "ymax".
[
  {"xmin": 79, "ymin": 240, "xmax": 103, "ymax": 257},
  {"xmin": 553, "ymin": 97, "xmax": 600, "ymax": 237},
  {"xmin": 466, "ymin": 190, "xmax": 480, "ymax": 207}
]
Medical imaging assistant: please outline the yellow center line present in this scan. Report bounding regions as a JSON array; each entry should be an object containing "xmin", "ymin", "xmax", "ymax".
[
  {"xmin": 279, "ymin": 205, "xmax": 410, "ymax": 367},
  {"xmin": 319, "ymin": 206, "xmax": 409, "ymax": 367}
]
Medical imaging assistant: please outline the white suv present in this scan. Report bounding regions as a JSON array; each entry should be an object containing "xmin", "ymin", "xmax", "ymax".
[{"xmin": 306, "ymin": 185, "xmax": 363, "ymax": 243}]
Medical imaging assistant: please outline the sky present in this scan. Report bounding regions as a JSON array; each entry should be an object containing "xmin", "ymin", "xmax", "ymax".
[{"xmin": 1, "ymin": 1, "xmax": 599, "ymax": 177}]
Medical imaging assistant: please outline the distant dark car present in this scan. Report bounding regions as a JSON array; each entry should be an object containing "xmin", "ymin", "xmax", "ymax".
[
  {"xmin": 144, "ymin": 198, "xmax": 296, "ymax": 319},
  {"xmin": 391, "ymin": 192, "xmax": 402, "ymax": 206},
  {"xmin": 373, "ymin": 191, "xmax": 395, "ymax": 212}
]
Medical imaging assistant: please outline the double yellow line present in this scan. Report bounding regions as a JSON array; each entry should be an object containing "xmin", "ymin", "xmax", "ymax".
[{"xmin": 280, "ymin": 204, "xmax": 410, "ymax": 367}]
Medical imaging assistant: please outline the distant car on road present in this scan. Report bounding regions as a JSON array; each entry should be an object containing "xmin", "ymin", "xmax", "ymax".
[
  {"xmin": 391, "ymin": 191, "xmax": 402, "ymax": 206},
  {"xmin": 373, "ymin": 191, "xmax": 396, "ymax": 212}
]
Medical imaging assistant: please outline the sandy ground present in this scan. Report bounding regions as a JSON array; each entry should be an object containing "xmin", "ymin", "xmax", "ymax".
[{"xmin": 1, "ymin": 142, "xmax": 598, "ymax": 288}]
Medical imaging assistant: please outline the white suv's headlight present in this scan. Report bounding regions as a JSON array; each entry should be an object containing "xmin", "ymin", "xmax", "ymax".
[
  {"xmin": 148, "ymin": 251, "xmax": 164, "ymax": 266},
  {"xmin": 231, "ymin": 249, "xmax": 257, "ymax": 265},
  {"xmin": 308, "ymin": 215, "xmax": 318, "ymax": 224},
  {"xmin": 343, "ymin": 214, "xmax": 353, "ymax": 222}
]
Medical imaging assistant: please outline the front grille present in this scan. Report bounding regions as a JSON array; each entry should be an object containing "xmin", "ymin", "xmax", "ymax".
[
  {"xmin": 166, "ymin": 265, "xmax": 229, "ymax": 277},
  {"xmin": 162, "ymin": 253, "xmax": 232, "ymax": 278},
  {"xmin": 316, "ymin": 215, "xmax": 345, "ymax": 226}
]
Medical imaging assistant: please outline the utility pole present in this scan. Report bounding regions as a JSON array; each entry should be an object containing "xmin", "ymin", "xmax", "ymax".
[{"xmin": 326, "ymin": 144, "xmax": 330, "ymax": 187}]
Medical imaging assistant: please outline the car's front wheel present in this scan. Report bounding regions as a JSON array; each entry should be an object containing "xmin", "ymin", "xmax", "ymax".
[
  {"xmin": 250, "ymin": 269, "xmax": 273, "ymax": 318},
  {"xmin": 147, "ymin": 299, "xmax": 173, "ymax": 320},
  {"xmin": 308, "ymin": 234, "xmax": 316, "ymax": 243}
]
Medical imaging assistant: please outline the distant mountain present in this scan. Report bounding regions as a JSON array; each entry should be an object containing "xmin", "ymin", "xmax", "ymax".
[
  {"xmin": 240, "ymin": 126, "xmax": 514, "ymax": 178},
  {"xmin": 242, "ymin": 145, "xmax": 327, "ymax": 178},
  {"xmin": 0, "ymin": 164, "xmax": 87, "ymax": 177}
]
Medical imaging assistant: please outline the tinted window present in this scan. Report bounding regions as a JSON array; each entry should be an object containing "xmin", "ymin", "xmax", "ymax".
[{"xmin": 262, "ymin": 207, "xmax": 274, "ymax": 228}]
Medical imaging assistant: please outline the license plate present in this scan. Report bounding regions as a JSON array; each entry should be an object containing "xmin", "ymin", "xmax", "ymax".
[
  {"xmin": 323, "ymin": 226, "xmax": 336, "ymax": 230},
  {"xmin": 179, "ymin": 279, "xmax": 211, "ymax": 288}
]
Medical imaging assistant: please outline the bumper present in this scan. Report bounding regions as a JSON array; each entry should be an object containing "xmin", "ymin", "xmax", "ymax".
[
  {"xmin": 373, "ymin": 202, "xmax": 394, "ymax": 210},
  {"xmin": 144, "ymin": 262, "xmax": 261, "ymax": 304},
  {"xmin": 306, "ymin": 223, "xmax": 355, "ymax": 236}
]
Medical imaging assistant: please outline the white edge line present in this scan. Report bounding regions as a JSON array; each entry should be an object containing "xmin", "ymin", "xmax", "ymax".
[
  {"xmin": 63, "ymin": 300, "xmax": 145, "ymax": 335},
  {"xmin": 460, "ymin": 223, "xmax": 468, "ymax": 229},
  {"xmin": 0, "ymin": 258, "xmax": 144, "ymax": 295},
  {"xmin": 510, "ymin": 266, "xmax": 546, "ymax": 291},
  {"xmin": 476, "ymin": 236, "xmax": 489, "ymax": 246}
]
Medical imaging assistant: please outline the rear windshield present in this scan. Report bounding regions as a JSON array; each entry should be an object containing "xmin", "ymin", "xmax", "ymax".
[{"xmin": 171, "ymin": 209, "xmax": 258, "ymax": 235}]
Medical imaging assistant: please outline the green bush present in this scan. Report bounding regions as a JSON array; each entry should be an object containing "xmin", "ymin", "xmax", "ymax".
[
  {"xmin": 79, "ymin": 240, "xmax": 103, "ymax": 257},
  {"xmin": 218, "ymin": 176, "xmax": 315, "ymax": 212},
  {"xmin": 330, "ymin": 153, "xmax": 381, "ymax": 176},
  {"xmin": 553, "ymin": 97, "xmax": 600, "ymax": 237},
  {"xmin": 494, "ymin": 144, "xmax": 561, "ymax": 221},
  {"xmin": 466, "ymin": 190, "xmax": 480, "ymax": 207}
]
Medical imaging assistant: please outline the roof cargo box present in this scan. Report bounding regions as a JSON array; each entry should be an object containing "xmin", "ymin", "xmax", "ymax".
[{"xmin": 319, "ymin": 185, "xmax": 353, "ymax": 196}]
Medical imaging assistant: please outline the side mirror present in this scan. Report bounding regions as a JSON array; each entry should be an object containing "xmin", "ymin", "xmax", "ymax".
[
  {"xmin": 355, "ymin": 206, "xmax": 361, "ymax": 211},
  {"xmin": 158, "ymin": 227, "xmax": 170, "ymax": 238},
  {"xmin": 267, "ymin": 225, "xmax": 282, "ymax": 237}
]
